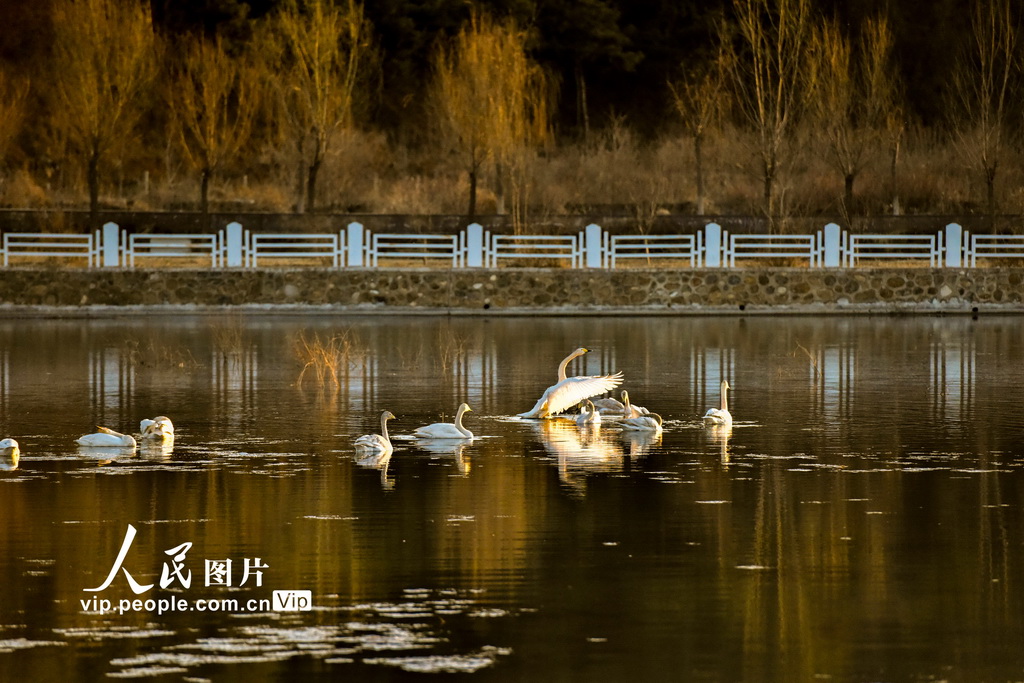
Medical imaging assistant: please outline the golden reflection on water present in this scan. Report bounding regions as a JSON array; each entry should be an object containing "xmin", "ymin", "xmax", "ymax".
[{"xmin": 0, "ymin": 315, "xmax": 1022, "ymax": 682}]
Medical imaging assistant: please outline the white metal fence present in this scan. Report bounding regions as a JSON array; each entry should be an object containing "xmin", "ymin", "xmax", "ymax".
[{"xmin": 0, "ymin": 220, "xmax": 1021, "ymax": 269}]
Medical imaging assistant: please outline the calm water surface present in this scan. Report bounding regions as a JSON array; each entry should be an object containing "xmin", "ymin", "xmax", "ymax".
[{"xmin": 1, "ymin": 314, "xmax": 1023, "ymax": 682}]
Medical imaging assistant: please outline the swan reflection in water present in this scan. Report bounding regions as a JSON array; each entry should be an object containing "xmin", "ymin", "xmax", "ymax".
[
  {"xmin": 705, "ymin": 424, "xmax": 733, "ymax": 463},
  {"xmin": 139, "ymin": 438, "xmax": 175, "ymax": 460},
  {"xmin": 620, "ymin": 429, "xmax": 662, "ymax": 459},
  {"xmin": 353, "ymin": 450, "xmax": 395, "ymax": 491},
  {"xmin": 533, "ymin": 419, "xmax": 629, "ymax": 496},
  {"xmin": 415, "ymin": 438, "xmax": 472, "ymax": 476}
]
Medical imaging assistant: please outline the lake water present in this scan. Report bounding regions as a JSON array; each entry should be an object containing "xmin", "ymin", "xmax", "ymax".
[{"xmin": 1, "ymin": 313, "xmax": 1023, "ymax": 681}]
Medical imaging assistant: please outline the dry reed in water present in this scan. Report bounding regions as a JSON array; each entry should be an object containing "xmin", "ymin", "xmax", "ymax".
[{"xmin": 293, "ymin": 330, "xmax": 359, "ymax": 389}]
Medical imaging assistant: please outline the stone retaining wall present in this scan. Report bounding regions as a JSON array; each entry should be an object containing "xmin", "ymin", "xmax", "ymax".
[{"xmin": 0, "ymin": 267, "xmax": 1021, "ymax": 314}]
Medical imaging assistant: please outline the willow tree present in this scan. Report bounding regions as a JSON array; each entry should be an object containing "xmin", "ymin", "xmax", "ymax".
[
  {"xmin": 950, "ymin": 0, "xmax": 1018, "ymax": 224},
  {"xmin": 433, "ymin": 11, "xmax": 554, "ymax": 225},
  {"xmin": 809, "ymin": 16, "xmax": 897, "ymax": 217},
  {"xmin": 725, "ymin": 0, "xmax": 815, "ymax": 226},
  {"xmin": 265, "ymin": 0, "xmax": 372, "ymax": 213},
  {"xmin": 170, "ymin": 35, "xmax": 263, "ymax": 215},
  {"xmin": 50, "ymin": 0, "xmax": 156, "ymax": 220}
]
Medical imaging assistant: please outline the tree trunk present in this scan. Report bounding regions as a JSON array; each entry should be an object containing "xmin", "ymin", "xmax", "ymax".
[
  {"xmin": 88, "ymin": 150, "xmax": 101, "ymax": 224},
  {"xmin": 890, "ymin": 138, "xmax": 901, "ymax": 216},
  {"xmin": 762, "ymin": 159, "xmax": 775, "ymax": 231},
  {"xmin": 467, "ymin": 165, "xmax": 478, "ymax": 222},
  {"xmin": 200, "ymin": 167, "xmax": 210, "ymax": 216},
  {"xmin": 495, "ymin": 161, "xmax": 505, "ymax": 215},
  {"xmin": 575, "ymin": 62, "xmax": 590, "ymax": 142},
  {"xmin": 985, "ymin": 164, "xmax": 997, "ymax": 231},
  {"xmin": 304, "ymin": 134, "xmax": 325, "ymax": 213},
  {"xmin": 694, "ymin": 133, "xmax": 705, "ymax": 216},
  {"xmin": 306, "ymin": 158, "xmax": 321, "ymax": 213},
  {"xmin": 844, "ymin": 173, "xmax": 855, "ymax": 215}
]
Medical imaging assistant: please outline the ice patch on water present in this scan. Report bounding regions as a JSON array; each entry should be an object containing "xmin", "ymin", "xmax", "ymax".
[
  {"xmin": 364, "ymin": 645, "xmax": 511, "ymax": 673},
  {"xmin": 0, "ymin": 637, "xmax": 66, "ymax": 652}
]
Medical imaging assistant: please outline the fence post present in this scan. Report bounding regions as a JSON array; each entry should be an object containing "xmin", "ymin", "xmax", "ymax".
[
  {"xmin": 944, "ymin": 223, "xmax": 963, "ymax": 267},
  {"xmin": 101, "ymin": 222, "xmax": 120, "ymax": 267},
  {"xmin": 704, "ymin": 223, "xmax": 723, "ymax": 267},
  {"xmin": 225, "ymin": 222, "xmax": 244, "ymax": 267},
  {"xmin": 823, "ymin": 223, "xmax": 842, "ymax": 268},
  {"xmin": 465, "ymin": 223, "xmax": 485, "ymax": 267},
  {"xmin": 584, "ymin": 223, "xmax": 604, "ymax": 268},
  {"xmin": 346, "ymin": 222, "xmax": 365, "ymax": 267}
]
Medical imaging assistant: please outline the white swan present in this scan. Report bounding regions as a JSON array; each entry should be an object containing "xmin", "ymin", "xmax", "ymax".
[
  {"xmin": 594, "ymin": 390, "xmax": 648, "ymax": 417},
  {"xmin": 518, "ymin": 347, "xmax": 624, "ymax": 418},
  {"xmin": 140, "ymin": 416, "xmax": 174, "ymax": 441},
  {"xmin": 354, "ymin": 410, "xmax": 396, "ymax": 455},
  {"xmin": 591, "ymin": 394, "xmax": 624, "ymax": 415},
  {"xmin": 703, "ymin": 380, "xmax": 733, "ymax": 427},
  {"xmin": 620, "ymin": 390, "xmax": 649, "ymax": 418},
  {"xmin": 575, "ymin": 400, "xmax": 602, "ymax": 427},
  {"xmin": 413, "ymin": 403, "xmax": 473, "ymax": 439},
  {"xmin": 0, "ymin": 438, "xmax": 19, "ymax": 471},
  {"xmin": 621, "ymin": 412, "xmax": 663, "ymax": 433},
  {"xmin": 76, "ymin": 426, "xmax": 137, "ymax": 448}
]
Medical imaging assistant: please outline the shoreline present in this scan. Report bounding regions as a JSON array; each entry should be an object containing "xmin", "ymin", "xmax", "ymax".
[
  {"xmin": 0, "ymin": 301, "xmax": 1014, "ymax": 318},
  {"xmin": 0, "ymin": 266, "xmax": 1020, "ymax": 316}
]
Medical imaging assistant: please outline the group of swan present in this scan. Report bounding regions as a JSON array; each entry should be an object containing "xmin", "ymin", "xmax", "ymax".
[
  {"xmin": 352, "ymin": 348, "xmax": 733, "ymax": 457},
  {"xmin": 75, "ymin": 416, "xmax": 175, "ymax": 449},
  {"xmin": 521, "ymin": 349, "xmax": 732, "ymax": 434},
  {"xmin": 354, "ymin": 403, "xmax": 474, "ymax": 457},
  {"xmin": 0, "ymin": 416, "xmax": 175, "ymax": 470}
]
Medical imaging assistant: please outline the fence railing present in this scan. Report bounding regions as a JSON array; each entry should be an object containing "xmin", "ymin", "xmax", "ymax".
[{"xmin": 0, "ymin": 221, "xmax": 1020, "ymax": 269}]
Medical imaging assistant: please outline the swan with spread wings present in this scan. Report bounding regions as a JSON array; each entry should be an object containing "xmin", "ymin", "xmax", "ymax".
[{"xmin": 518, "ymin": 347, "xmax": 624, "ymax": 419}]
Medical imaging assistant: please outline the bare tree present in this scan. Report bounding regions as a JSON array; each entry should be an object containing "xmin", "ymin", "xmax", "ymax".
[
  {"xmin": 809, "ymin": 15, "xmax": 897, "ymax": 218},
  {"xmin": 884, "ymin": 101, "xmax": 907, "ymax": 217},
  {"xmin": 50, "ymin": 0, "xmax": 156, "ymax": 220},
  {"xmin": 725, "ymin": 0, "xmax": 815, "ymax": 227},
  {"xmin": 265, "ymin": 0, "xmax": 372, "ymax": 213},
  {"xmin": 860, "ymin": 17, "xmax": 907, "ymax": 217},
  {"xmin": 950, "ymin": 0, "xmax": 1018, "ymax": 224},
  {"xmin": 433, "ymin": 10, "xmax": 554, "ymax": 226},
  {"xmin": 169, "ymin": 35, "xmax": 263, "ymax": 215},
  {"xmin": 669, "ymin": 51, "xmax": 726, "ymax": 216}
]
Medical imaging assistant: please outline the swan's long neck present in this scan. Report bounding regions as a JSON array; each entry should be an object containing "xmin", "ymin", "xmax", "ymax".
[
  {"xmin": 557, "ymin": 349, "xmax": 586, "ymax": 381},
  {"xmin": 454, "ymin": 405, "xmax": 470, "ymax": 435},
  {"xmin": 380, "ymin": 414, "xmax": 391, "ymax": 443},
  {"xmin": 721, "ymin": 382, "xmax": 729, "ymax": 412}
]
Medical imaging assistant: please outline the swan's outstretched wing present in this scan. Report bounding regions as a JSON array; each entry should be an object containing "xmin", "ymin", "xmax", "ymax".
[{"xmin": 520, "ymin": 371, "xmax": 624, "ymax": 418}]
